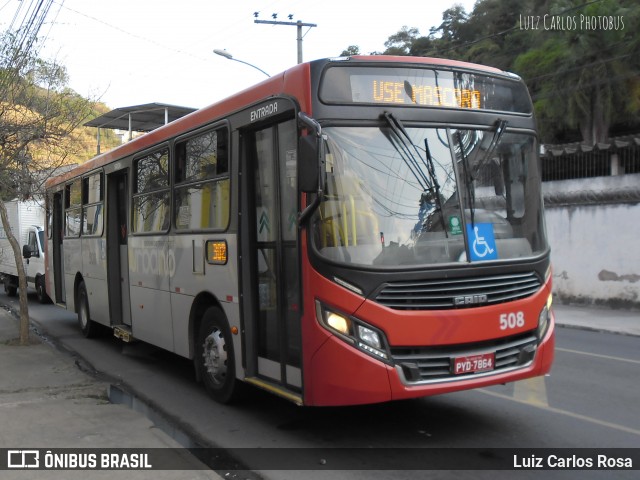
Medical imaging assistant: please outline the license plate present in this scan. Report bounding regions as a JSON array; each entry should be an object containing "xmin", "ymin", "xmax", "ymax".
[{"xmin": 453, "ymin": 352, "xmax": 495, "ymax": 375}]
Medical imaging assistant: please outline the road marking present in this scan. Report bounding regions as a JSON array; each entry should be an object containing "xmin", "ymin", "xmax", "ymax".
[
  {"xmin": 512, "ymin": 376, "xmax": 549, "ymax": 407},
  {"xmin": 479, "ymin": 388, "xmax": 640, "ymax": 437},
  {"xmin": 556, "ymin": 347, "xmax": 640, "ymax": 365}
]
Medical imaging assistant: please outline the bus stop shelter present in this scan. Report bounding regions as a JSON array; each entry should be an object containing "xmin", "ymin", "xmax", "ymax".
[{"xmin": 84, "ymin": 103, "xmax": 197, "ymax": 154}]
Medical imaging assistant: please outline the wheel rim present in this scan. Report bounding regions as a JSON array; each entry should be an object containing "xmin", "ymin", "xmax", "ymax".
[{"xmin": 202, "ymin": 327, "xmax": 227, "ymax": 386}]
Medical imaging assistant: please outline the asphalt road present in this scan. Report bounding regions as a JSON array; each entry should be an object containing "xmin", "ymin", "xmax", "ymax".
[{"xmin": 2, "ymin": 291, "xmax": 639, "ymax": 480}]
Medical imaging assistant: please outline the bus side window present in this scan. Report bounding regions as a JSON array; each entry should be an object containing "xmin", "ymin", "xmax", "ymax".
[
  {"xmin": 132, "ymin": 149, "xmax": 170, "ymax": 234},
  {"xmin": 174, "ymin": 128, "xmax": 230, "ymax": 231}
]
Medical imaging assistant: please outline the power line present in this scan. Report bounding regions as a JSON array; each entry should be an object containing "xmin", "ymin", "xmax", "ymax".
[
  {"xmin": 524, "ymin": 52, "xmax": 633, "ymax": 84},
  {"xmin": 1, "ymin": 0, "xmax": 55, "ymax": 91},
  {"xmin": 532, "ymin": 70, "xmax": 639, "ymax": 101},
  {"xmin": 53, "ymin": 1, "xmax": 210, "ymax": 63}
]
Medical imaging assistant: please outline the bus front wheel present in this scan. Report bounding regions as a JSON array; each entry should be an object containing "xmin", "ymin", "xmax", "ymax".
[{"xmin": 196, "ymin": 307, "xmax": 240, "ymax": 404}]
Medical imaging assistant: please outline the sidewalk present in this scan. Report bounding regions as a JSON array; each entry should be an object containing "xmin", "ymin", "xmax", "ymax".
[
  {"xmin": 0, "ymin": 308, "xmax": 222, "ymax": 479},
  {"xmin": 553, "ymin": 303, "xmax": 640, "ymax": 337}
]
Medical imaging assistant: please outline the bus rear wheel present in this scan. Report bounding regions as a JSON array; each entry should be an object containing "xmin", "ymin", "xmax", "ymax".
[
  {"xmin": 196, "ymin": 307, "xmax": 240, "ymax": 404},
  {"xmin": 77, "ymin": 281, "xmax": 98, "ymax": 338}
]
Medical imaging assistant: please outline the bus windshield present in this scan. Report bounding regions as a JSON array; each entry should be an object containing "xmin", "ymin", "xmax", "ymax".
[{"xmin": 311, "ymin": 125, "xmax": 547, "ymax": 267}]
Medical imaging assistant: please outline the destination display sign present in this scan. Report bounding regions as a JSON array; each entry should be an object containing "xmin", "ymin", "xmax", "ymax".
[{"xmin": 319, "ymin": 66, "xmax": 532, "ymax": 113}]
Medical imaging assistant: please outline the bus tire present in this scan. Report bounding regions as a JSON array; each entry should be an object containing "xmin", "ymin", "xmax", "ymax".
[
  {"xmin": 196, "ymin": 307, "xmax": 240, "ymax": 404},
  {"xmin": 77, "ymin": 281, "xmax": 98, "ymax": 338},
  {"xmin": 36, "ymin": 276, "xmax": 50, "ymax": 304}
]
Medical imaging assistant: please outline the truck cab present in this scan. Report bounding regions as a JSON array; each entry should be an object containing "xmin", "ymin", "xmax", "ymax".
[{"xmin": 2, "ymin": 225, "xmax": 49, "ymax": 303}]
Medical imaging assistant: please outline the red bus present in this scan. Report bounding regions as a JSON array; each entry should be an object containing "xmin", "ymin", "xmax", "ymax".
[{"xmin": 45, "ymin": 56, "xmax": 554, "ymax": 406}]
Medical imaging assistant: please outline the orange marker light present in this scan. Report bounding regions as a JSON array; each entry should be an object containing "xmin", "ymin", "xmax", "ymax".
[{"xmin": 206, "ymin": 240, "xmax": 228, "ymax": 265}]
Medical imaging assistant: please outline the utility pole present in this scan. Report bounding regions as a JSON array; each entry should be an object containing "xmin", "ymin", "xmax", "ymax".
[{"xmin": 254, "ymin": 18, "xmax": 317, "ymax": 64}]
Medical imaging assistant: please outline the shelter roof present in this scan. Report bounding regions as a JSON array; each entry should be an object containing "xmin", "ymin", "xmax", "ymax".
[{"xmin": 84, "ymin": 103, "xmax": 196, "ymax": 132}]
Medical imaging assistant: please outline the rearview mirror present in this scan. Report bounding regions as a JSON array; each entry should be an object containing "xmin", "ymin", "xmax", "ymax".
[{"xmin": 298, "ymin": 135, "xmax": 319, "ymax": 193}]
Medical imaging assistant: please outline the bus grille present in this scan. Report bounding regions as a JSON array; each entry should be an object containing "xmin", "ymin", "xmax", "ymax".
[
  {"xmin": 375, "ymin": 272, "xmax": 541, "ymax": 310},
  {"xmin": 391, "ymin": 333, "xmax": 538, "ymax": 384}
]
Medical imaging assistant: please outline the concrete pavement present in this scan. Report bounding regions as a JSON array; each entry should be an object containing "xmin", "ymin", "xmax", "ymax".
[{"xmin": 0, "ymin": 307, "xmax": 222, "ymax": 479}]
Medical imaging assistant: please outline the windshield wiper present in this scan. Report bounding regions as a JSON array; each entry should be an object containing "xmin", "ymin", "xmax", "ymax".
[
  {"xmin": 456, "ymin": 119, "xmax": 508, "ymax": 227},
  {"xmin": 422, "ymin": 136, "xmax": 448, "ymax": 235},
  {"xmin": 456, "ymin": 131, "xmax": 476, "ymax": 227},
  {"xmin": 473, "ymin": 119, "xmax": 508, "ymax": 179},
  {"xmin": 383, "ymin": 112, "xmax": 432, "ymax": 191},
  {"xmin": 382, "ymin": 112, "xmax": 447, "ymax": 234}
]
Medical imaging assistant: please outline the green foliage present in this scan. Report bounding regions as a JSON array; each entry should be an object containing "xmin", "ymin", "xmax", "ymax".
[
  {"xmin": 384, "ymin": 26, "xmax": 421, "ymax": 55},
  {"xmin": 515, "ymin": 0, "xmax": 637, "ymax": 143},
  {"xmin": 340, "ymin": 0, "xmax": 640, "ymax": 144},
  {"xmin": 340, "ymin": 45, "xmax": 361, "ymax": 56}
]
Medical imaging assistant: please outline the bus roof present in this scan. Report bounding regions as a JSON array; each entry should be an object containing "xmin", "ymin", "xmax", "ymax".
[
  {"xmin": 348, "ymin": 55, "xmax": 505, "ymax": 75},
  {"xmin": 45, "ymin": 62, "xmax": 306, "ymax": 188},
  {"xmin": 46, "ymin": 56, "xmax": 510, "ymax": 189}
]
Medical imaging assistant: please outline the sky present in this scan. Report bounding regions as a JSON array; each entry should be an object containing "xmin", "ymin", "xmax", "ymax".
[{"xmin": 1, "ymin": 0, "xmax": 478, "ymax": 110}]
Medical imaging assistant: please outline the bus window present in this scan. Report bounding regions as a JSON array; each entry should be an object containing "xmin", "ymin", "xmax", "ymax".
[
  {"xmin": 65, "ymin": 180, "xmax": 82, "ymax": 237},
  {"xmin": 174, "ymin": 128, "xmax": 230, "ymax": 231},
  {"xmin": 82, "ymin": 172, "xmax": 104, "ymax": 236},
  {"xmin": 132, "ymin": 148, "xmax": 170, "ymax": 233}
]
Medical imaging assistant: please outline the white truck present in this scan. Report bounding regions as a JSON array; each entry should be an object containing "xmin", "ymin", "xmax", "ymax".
[{"xmin": 0, "ymin": 198, "xmax": 49, "ymax": 303}]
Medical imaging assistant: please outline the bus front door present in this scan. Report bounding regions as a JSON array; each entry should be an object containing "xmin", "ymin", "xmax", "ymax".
[{"xmin": 242, "ymin": 118, "xmax": 302, "ymax": 400}]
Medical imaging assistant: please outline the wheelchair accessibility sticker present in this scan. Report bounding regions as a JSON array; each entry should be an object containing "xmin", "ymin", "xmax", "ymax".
[{"xmin": 466, "ymin": 223, "xmax": 498, "ymax": 261}]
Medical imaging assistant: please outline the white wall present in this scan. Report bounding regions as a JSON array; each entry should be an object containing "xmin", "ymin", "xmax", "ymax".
[{"xmin": 543, "ymin": 174, "xmax": 640, "ymax": 308}]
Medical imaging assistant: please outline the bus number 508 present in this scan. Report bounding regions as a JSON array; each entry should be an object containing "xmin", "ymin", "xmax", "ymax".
[{"xmin": 499, "ymin": 311, "xmax": 525, "ymax": 330}]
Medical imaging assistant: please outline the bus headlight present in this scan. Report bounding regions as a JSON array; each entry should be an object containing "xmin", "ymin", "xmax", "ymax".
[
  {"xmin": 537, "ymin": 294, "xmax": 553, "ymax": 340},
  {"xmin": 316, "ymin": 301, "xmax": 390, "ymax": 362},
  {"xmin": 358, "ymin": 325, "xmax": 382, "ymax": 350}
]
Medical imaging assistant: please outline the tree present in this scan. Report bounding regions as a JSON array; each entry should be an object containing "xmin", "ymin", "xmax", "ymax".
[
  {"xmin": 514, "ymin": 0, "xmax": 639, "ymax": 144},
  {"xmin": 383, "ymin": 26, "xmax": 421, "ymax": 55},
  {"xmin": 344, "ymin": 0, "xmax": 639, "ymax": 142},
  {"xmin": 426, "ymin": 4, "xmax": 471, "ymax": 58},
  {"xmin": 372, "ymin": 0, "xmax": 640, "ymax": 143},
  {"xmin": 340, "ymin": 45, "xmax": 361, "ymax": 56},
  {"xmin": 1, "ymin": 24, "xmax": 93, "ymax": 345}
]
